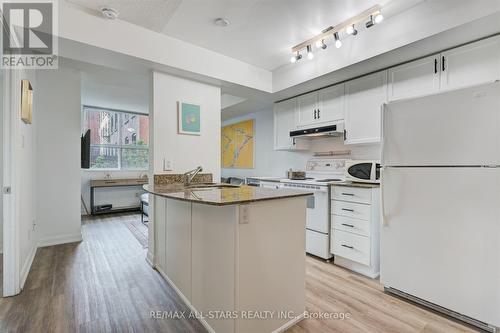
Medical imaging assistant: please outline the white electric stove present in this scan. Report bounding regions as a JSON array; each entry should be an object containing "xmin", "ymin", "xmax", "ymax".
[{"xmin": 281, "ymin": 158, "xmax": 346, "ymax": 260}]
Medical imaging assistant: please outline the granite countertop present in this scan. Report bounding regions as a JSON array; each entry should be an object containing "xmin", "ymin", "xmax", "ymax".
[
  {"xmin": 144, "ymin": 184, "xmax": 313, "ymax": 206},
  {"xmin": 329, "ymin": 181, "xmax": 380, "ymax": 188}
]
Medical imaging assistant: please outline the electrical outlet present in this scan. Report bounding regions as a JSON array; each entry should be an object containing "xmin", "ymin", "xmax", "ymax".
[
  {"xmin": 240, "ymin": 205, "xmax": 250, "ymax": 224},
  {"xmin": 163, "ymin": 159, "xmax": 173, "ymax": 171}
]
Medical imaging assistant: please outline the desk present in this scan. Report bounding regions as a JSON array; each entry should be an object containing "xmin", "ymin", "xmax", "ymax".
[{"xmin": 90, "ymin": 178, "xmax": 148, "ymax": 215}]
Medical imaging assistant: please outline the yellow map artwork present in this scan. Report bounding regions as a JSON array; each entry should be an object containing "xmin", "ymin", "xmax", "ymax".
[{"xmin": 221, "ymin": 119, "xmax": 254, "ymax": 168}]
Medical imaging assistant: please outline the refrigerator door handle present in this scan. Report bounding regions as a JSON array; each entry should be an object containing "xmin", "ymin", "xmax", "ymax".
[
  {"xmin": 380, "ymin": 103, "xmax": 388, "ymax": 167},
  {"xmin": 381, "ymin": 167, "xmax": 388, "ymax": 226}
]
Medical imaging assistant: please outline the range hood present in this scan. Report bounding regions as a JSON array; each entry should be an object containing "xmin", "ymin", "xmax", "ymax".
[{"xmin": 290, "ymin": 122, "xmax": 344, "ymax": 138}]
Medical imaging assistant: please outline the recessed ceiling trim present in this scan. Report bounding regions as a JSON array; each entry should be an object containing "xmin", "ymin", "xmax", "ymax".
[{"xmin": 291, "ymin": 4, "xmax": 381, "ymax": 53}]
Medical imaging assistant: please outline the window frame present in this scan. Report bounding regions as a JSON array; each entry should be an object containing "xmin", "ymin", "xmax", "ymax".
[{"xmin": 82, "ymin": 105, "xmax": 149, "ymax": 171}]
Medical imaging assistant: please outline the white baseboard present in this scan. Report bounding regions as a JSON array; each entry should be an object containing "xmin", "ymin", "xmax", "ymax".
[
  {"xmin": 155, "ymin": 266, "xmax": 216, "ymax": 333},
  {"xmin": 20, "ymin": 244, "xmax": 37, "ymax": 289},
  {"xmin": 272, "ymin": 313, "xmax": 304, "ymax": 333},
  {"xmin": 37, "ymin": 233, "xmax": 83, "ymax": 248},
  {"xmin": 146, "ymin": 251, "xmax": 155, "ymax": 267}
]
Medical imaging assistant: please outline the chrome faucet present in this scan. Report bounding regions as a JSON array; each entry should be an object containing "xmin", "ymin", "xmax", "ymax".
[{"xmin": 183, "ymin": 166, "xmax": 203, "ymax": 186}]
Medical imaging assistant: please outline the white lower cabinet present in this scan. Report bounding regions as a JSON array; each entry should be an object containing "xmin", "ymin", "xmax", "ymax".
[{"xmin": 330, "ymin": 185, "xmax": 380, "ymax": 278}]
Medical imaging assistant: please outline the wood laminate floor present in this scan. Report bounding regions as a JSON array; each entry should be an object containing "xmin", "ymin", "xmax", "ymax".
[{"xmin": 0, "ymin": 214, "xmax": 478, "ymax": 333}]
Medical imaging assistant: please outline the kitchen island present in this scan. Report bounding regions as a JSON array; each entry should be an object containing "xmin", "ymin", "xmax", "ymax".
[{"xmin": 145, "ymin": 182, "xmax": 312, "ymax": 333}]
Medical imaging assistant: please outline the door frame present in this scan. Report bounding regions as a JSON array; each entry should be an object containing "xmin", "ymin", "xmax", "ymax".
[{"xmin": 3, "ymin": 68, "xmax": 21, "ymax": 297}]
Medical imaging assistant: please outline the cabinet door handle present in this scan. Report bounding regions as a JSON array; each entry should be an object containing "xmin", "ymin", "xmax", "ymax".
[
  {"xmin": 341, "ymin": 192, "xmax": 354, "ymax": 196},
  {"xmin": 341, "ymin": 244, "xmax": 354, "ymax": 249},
  {"xmin": 313, "ymin": 109, "xmax": 317, "ymax": 119},
  {"xmin": 343, "ymin": 129, "xmax": 347, "ymax": 141},
  {"xmin": 442, "ymin": 56, "xmax": 445, "ymax": 71},
  {"xmin": 434, "ymin": 58, "xmax": 438, "ymax": 74},
  {"xmin": 342, "ymin": 208, "xmax": 354, "ymax": 212},
  {"xmin": 341, "ymin": 223, "xmax": 355, "ymax": 228},
  {"xmin": 317, "ymin": 109, "xmax": 320, "ymax": 118}
]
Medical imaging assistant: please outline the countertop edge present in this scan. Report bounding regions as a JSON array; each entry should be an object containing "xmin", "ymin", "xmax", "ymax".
[{"xmin": 143, "ymin": 185, "xmax": 313, "ymax": 206}]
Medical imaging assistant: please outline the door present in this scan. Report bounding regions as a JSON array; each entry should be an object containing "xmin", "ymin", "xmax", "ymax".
[
  {"xmin": 388, "ymin": 54, "xmax": 441, "ymax": 101},
  {"xmin": 382, "ymin": 82, "xmax": 500, "ymax": 166},
  {"xmin": 296, "ymin": 91, "xmax": 318, "ymax": 128},
  {"xmin": 344, "ymin": 70, "xmax": 388, "ymax": 144},
  {"xmin": 381, "ymin": 167, "xmax": 500, "ymax": 327},
  {"xmin": 441, "ymin": 35, "xmax": 500, "ymax": 91},
  {"xmin": 317, "ymin": 83, "xmax": 344, "ymax": 124}
]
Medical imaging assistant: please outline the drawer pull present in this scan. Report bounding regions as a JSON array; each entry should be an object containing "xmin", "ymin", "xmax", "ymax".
[
  {"xmin": 341, "ymin": 244, "xmax": 354, "ymax": 249},
  {"xmin": 342, "ymin": 208, "xmax": 354, "ymax": 212},
  {"xmin": 341, "ymin": 192, "xmax": 354, "ymax": 196},
  {"xmin": 341, "ymin": 223, "xmax": 354, "ymax": 228}
]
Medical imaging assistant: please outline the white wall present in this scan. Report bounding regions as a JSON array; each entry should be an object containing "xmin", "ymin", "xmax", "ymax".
[
  {"xmin": 36, "ymin": 68, "xmax": 82, "ymax": 246},
  {"xmin": 153, "ymin": 72, "xmax": 221, "ymax": 179},
  {"xmin": 221, "ymin": 109, "xmax": 380, "ymax": 179}
]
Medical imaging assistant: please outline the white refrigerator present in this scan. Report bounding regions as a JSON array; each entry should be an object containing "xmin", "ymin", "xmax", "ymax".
[{"xmin": 381, "ymin": 82, "xmax": 500, "ymax": 332}]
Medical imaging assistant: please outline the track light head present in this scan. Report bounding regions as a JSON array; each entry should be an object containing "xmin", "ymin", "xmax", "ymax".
[
  {"xmin": 290, "ymin": 51, "xmax": 302, "ymax": 63},
  {"xmin": 334, "ymin": 32, "xmax": 342, "ymax": 48},
  {"xmin": 346, "ymin": 24, "xmax": 357, "ymax": 36},
  {"xmin": 316, "ymin": 39, "xmax": 327, "ymax": 49},
  {"xmin": 306, "ymin": 45, "xmax": 314, "ymax": 60},
  {"xmin": 366, "ymin": 15, "xmax": 374, "ymax": 28},
  {"xmin": 374, "ymin": 13, "xmax": 384, "ymax": 24}
]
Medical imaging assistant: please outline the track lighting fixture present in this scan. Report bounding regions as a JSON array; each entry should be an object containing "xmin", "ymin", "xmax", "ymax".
[
  {"xmin": 346, "ymin": 24, "xmax": 357, "ymax": 36},
  {"xmin": 334, "ymin": 32, "xmax": 342, "ymax": 48},
  {"xmin": 289, "ymin": 4, "xmax": 384, "ymax": 64},
  {"xmin": 306, "ymin": 45, "xmax": 314, "ymax": 60},
  {"xmin": 315, "ymin": 39, "xmax": 327, "ymax": 49}
]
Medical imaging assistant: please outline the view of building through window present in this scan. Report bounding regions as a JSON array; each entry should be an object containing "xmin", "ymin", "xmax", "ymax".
[{"xmin": 82, "ymin": 106, "xmax": 149, "ymax": 170}]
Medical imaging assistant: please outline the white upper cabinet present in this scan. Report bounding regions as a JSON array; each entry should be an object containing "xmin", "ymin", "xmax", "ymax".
[
  {"xmin": 388, "ymin": 55, "xmax": 441, "ymax": 101},
  {"xmin": 296, "ymin": 83, "xmax": 345, "ymax": 128},
  {"xmin": 440, "ymin": 35, "xmax": 500, "ymax": 91},
  {"xmin": 296, "ymin": 92, "xmax": 318, "ymax": 128},
  {"xmin": 317, "ymin": 83, "xmax": 345, "ymax": 124},
  {"xmin": 344, "ymin": 71, "xmax": 388, "ymax": 145},
  {"xmin": 274, "ymin": 99, "xmax": 309, "ymax": 151}
]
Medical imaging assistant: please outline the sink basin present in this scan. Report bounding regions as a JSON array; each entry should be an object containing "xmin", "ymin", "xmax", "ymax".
[{"xmin": 187, "ymin": 183, "xmax": 240, "ymax": 190}]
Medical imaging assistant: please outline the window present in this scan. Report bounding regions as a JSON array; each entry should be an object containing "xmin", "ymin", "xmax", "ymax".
[{"xmin": 82, "ymin": 106, "xmax": 149, "ymax": 170}]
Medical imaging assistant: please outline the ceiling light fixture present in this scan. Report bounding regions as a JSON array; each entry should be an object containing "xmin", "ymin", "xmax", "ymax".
[
  {"xmin": 100, "ymin": 7, "xmax": 119, "ymax": 20},
  {"xmin": 346, "ymin": 24, "xmax": 357, "ymax": 35},
  {"xmin": 334, "ymin": 32, "xmax": 342, "ymax": 48},
  {"xmin": 289, "ymin": 4, "xmax": 383, "ymax": 64},
  {"xmin": 306, "ymin": 45, "xmax": 314, "ymax": 60},
  {"xmin": 214, "ymin": 17, "xmax": 230, "ymax": 27}
]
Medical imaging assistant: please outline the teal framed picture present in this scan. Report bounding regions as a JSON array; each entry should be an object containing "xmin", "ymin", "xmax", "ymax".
[{"xmin": 177, "ymin": 101, "xmax": 201, "ymax": 135}]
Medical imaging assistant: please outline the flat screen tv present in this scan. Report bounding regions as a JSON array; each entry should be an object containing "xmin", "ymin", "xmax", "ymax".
[{"xmin": 81, "ymin": 129, "xmax": 90, "ymax": 169}]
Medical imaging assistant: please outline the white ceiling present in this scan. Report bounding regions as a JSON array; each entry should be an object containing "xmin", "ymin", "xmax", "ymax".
[{"xmin": 66, "ymin": 0, "xmax": 391, "ymax": 70}]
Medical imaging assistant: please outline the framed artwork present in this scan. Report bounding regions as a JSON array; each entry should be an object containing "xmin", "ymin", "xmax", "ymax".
[
  {"xmin": 21, "ymin": 79, "xmax": 33, "ymax": 124},
  {"xmin": 177, "ymin": 101, "xmax": 201, "ymax": 135},
  {"xmin": 221, "ymin": 119, "xmax": 254, "ymax": 168}
]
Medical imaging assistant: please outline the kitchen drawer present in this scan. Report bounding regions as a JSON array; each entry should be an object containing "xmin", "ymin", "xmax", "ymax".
[
  {"xmin": 331, "ymin": 230, "xmax": 371, "ymax": 266},
  {"xmin": 331, "ymin": 186, "xmax": 372, "ymax": 204},
  {"xmin": 331, "ymin": 200, "xmax": 371, "ymax": 221},
  {"xmin": 332, "ymin": 215, "xmax": 370, "ymax": 237}
]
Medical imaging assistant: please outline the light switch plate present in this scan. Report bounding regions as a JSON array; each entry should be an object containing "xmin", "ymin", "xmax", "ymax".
[{"xmin": 163, "ymin": 159, "xmax": 173, "ymax": 171}]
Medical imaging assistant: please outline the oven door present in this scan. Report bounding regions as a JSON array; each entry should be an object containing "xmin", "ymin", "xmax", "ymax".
[{"xmin": 281, "ymin": 183, "xmax": 329, "ymax": 233}]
